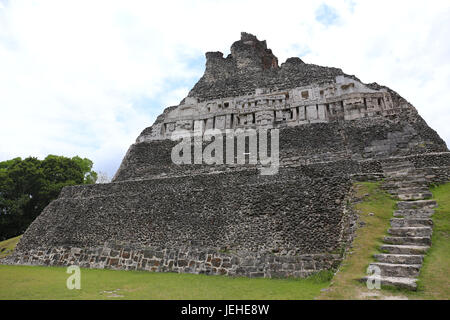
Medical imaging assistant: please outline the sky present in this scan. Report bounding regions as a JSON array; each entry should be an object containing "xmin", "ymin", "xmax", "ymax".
[{"xmin": 1, "ymin": 0, "xmax": 449, "ymax": 179}]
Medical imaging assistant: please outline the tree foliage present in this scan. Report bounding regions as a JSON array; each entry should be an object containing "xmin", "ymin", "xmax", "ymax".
[{"xmin": 0, "ymin": 155, "xmax": 97, "ymax": 240}]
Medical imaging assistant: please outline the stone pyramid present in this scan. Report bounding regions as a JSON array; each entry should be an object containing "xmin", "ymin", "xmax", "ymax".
[{"xmin": 5, "ymin": 33, "xmax": 449, "ymax": 279}]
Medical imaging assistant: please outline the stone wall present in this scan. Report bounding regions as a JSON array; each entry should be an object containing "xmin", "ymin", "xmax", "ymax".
[
  {"xmin": 6, "ymin": 166, "xmax": 355, "ymax": 277},
  {"xmin": 6, "ymin": 244, "xmax": 342, "ymax": 278},
  {"xmin": 12, "ymin": 167, "xmax": 354, "ymax": 261},
  {"xmin": 147, "ymin": 80, "xmax": 404, "ymax": 141},
  {"xmin": 114, "ymin": 115, "xmax": 448, "ymax": 182}
]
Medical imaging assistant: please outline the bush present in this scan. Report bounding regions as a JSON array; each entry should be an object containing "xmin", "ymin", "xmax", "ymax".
[{"xmin": 0, "ymin": 155, "xmax": 97, "ymax": 240}]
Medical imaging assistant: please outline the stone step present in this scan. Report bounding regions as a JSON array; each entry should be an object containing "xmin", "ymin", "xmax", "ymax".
[
  {"xmin": 397, "ymin": 192, "xmax": 433, "ymax": 201},
  {"xmin": 396, "ymin": 185, "xmax": 429, "ymax": 192},
  {"xmin": 385, "ymin": 188, "xmax": 428, "ymax": 196},
  {"xmin": 381, "ymin": 162, "xmax": 413, "ymax": 170},
  {"xmin": 380, "ymin": 244, "xmax": 430, "ymax": 255},
  {"xmin": 394, "ymin": 209, "xmax": 434, "ymax": 218},
  {"xmin": 383, "ymin": 180, "xmax": 428, "ymax": 189},
  {"xmin": 369, "ymin": 262, "xmax": 421, "ymax": 278},
  {"xmin": 385, "ymin": 171, "xmax": 415, "ymax": 178},
  {"xmin": 387, "ymin": 186, "xmax": 430, "ymax": 194},
  {"xmin": 384, "ymin": 236, "xmax": 431, "ymax": 246},
  {"xmin": 374, "ymin": 253, "xmax": 423, "ymax": 264},
  {"xmin": 383, "ymin": 166, "xmax": 416, "ymax": 173},
  {"xmin": 384, "ymin": 174, "xmax": 426, "ymax": 180},
  {"xmin": 390, "ymin": 218, "xmax": 433, "ymax": 228},
  {"xmin": 388, "ymin": 227, "xmax": 432, "ymax": 237},
  {"xmin": 397, "ymin": 200, "xmax": 437, "ymax": 210},
  {"xmin": 360, "ymin": 275, "xmax": 417, "ymax": 291},
  {"xmin": 383, "ymin": 168, "xmax": 414, "ymax": 176},
  {"xmin": 385, "ymin": 175, "xmax": 428, "ymax": 182}
]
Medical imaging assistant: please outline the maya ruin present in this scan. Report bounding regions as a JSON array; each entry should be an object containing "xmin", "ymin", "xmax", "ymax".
[{"xmin": 5, "ymin": 32, "xmax": 450, "ymax": 290}]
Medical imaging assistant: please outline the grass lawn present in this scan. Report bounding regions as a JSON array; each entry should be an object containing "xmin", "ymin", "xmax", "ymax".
[
  {"xmin": 0, "ymin": 264, "xmax": 332, "ymax": 300},
  {"xmin": 0, "ymin": 235, "xmax": 21, "ymax": 259}
]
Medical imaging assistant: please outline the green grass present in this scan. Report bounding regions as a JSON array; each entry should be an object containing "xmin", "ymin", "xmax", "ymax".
[
  {"xmin": 0, "ymin": 265, "xmax": 331, "ymax": 300},
  {"xmin": 0, "ymin": 235, "xmax": 21, "ymax": 259}
]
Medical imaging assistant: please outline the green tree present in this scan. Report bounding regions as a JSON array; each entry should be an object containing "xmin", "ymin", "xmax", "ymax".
[{"xmin": 0, "ymin": 155, "xmax": 97, "ymax": 240}]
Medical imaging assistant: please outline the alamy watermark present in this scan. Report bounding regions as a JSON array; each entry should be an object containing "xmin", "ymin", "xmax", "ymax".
[
  {"xmin": 366, "ymin": 265, "xmax": 381, "ymax": 290},
  {"xmin": 66, "ymin": 265, "xmax": 81, "ymax": 290},
  {"xmin": 171, "ymin": 128, "xmax": 279, "ymax": 175}
]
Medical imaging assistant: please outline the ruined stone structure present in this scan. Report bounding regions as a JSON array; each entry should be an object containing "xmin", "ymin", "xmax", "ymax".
[{"xmin": 3, "ymin": 33, "xmax": 449, "ymax": 285}]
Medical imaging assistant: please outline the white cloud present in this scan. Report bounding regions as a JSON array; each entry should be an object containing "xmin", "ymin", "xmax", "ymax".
[{"xmin": 0, "ymin": 0, "xmax": 449, "ymax": 177}]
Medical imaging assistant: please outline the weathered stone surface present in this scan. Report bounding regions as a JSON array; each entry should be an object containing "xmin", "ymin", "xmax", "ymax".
[
  {"xmin": 3, "ymin": 243, "xmax": 344, "ymax": 278},
  {"xmin": 360, "ymin": 275, "xmax": 417, "ymax": 291},
  {"xmin": 380, "ymin": 245, "xmax": 429, "ymax": 255},
  {"xmin": 14, "ymin": 171, "xmax": 352, "ymax": 255},
  {"xmin": 369, "ymin": 262, "xmax": 421, "ymax": 278},
  {"xmin": 373, "ymin": 254, "xmax": 423, "ymax": 265}
]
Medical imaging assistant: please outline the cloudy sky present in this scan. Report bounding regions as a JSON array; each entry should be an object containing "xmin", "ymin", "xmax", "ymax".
[{"xmin": 1, "ymin": 0, "xmax": 449, "ymax": 178}]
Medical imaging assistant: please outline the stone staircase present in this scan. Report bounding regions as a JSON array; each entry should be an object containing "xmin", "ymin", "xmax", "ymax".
[{"xmin": 362, "ymin": 161, "xmax": 437, "ymax": 291}]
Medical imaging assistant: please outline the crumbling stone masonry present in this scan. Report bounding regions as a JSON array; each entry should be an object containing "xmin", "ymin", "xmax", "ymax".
[{"xmin": 3, "ymin": 33, "xmax": 449, "ymax": 279}]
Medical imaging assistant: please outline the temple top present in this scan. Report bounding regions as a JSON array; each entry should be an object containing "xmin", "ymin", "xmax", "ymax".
[
  {"xmin": 187, "ymin": 32, "xmax": 346, "ymax": 102},
  {"xmin": 204, "ymin": 32, "xmax": 278, "ymax": 72},
  {"xmin": 135, "ymin": 32, "xmax": 414, "ymax": 142}
]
